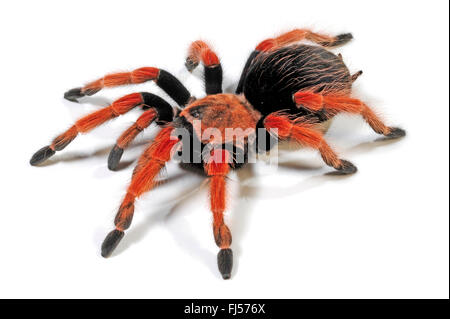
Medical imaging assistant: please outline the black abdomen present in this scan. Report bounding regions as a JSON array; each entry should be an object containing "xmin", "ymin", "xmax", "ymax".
[{"xmin": 243, "ymin": 44, "xmax": 352, "ymax": 118}]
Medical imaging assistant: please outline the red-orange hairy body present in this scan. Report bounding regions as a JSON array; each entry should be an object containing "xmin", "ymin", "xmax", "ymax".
[{"xmin": 180, "ymin": 94, "xmax": 260, "ymax": 145}]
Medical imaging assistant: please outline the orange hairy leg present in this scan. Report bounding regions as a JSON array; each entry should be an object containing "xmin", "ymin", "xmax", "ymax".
[
  {"xmin": 185, "ymin": 40, "xmax": 222, "ymax": 94},
  {"xmin": 65, "ymin": 68, "xmax": 158, "ymax": 101},
  {"xmin": 101, "ymin": 127, "xmax": 180, "ymax": 257},
  {"xmin": 30, "ymin": 93, "xmax": 145, "ymax": 165},
  {"xmin": 255, "ymin": 28, "xmax": 353, "ymax": 52},
  {"xmin": 64, "ymin": 67, "xmax": 191, "ymax": 107},
  {"xmin": 117, "ymin": 110, "xmax": 157, "ymax": 149},
  {"xmin": 84, "ymin": 67, "xmax": 159, "ymax": 94},
  {"xmin": 186, "ymin": 40, "xmax": 220, "ymax": 69},
  {"xmin": 107, "ymin": 92, "xmax": 175, "ymax": 171},
  {"xmin": 264, "ymin": 113, "xmax": 357, "ymax": 174},
  {"xmin": 293, "ymin": 91, "xmax": 406, "ymax": 138},
  {"xmin": 107, "ymin": 109, "xmax": 157, "ymax": 171},
  {"xmin": 204, "ymin": 149, "xmax": 233, "ymax": 279}
]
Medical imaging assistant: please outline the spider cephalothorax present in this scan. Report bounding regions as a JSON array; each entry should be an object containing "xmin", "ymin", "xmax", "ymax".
[
  {"xmin": 30, "ymin": 29, "xmax": 405, "ymax": 279},
  {"xmin": 180, "ymin": 94, "xmax": 259, "ymax": 145}
]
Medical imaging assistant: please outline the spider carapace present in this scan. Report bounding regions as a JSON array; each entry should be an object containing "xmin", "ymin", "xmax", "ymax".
[{"xmin": 30, "ymin": 29, "xmax": 405, "ymax": 279}]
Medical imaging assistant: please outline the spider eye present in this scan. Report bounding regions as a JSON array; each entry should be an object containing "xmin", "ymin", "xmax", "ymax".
[{"xmin": 190, "ymin": 108, "xmax": 201, "ymax": 118}]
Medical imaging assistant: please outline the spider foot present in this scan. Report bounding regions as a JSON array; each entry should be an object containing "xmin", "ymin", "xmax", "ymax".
[
  {"xmin": 64, "ymin": 87, "xmax": 85, "ymax": 102},
  {"xmin": 321, "ymin": 33, "xmax": 353, "ymax": 47},
  {"xmin": 64, "ymin": 87, "xmax": 100, "ymax": 102},
  {"xmin": 101, "ymin": 229, "xmax": 124, "ymax": 258},
  {"xmin": 217, "ymin": 248, "xmax": 233, "ymax": 280},
  {"xmin": 333, "ymin": 33, "xmax": 353, "ymax": 46},
  {"xmin": 185, "ymin": 58, "xmax": 199, "ymax": 72},
  {"xmin": 30, "ymin": 145, "xmax": 55, "ymax": 166},
  {"xmin": 108, "ymin": 145, "xmax": 124, "ymax": 171},
  {"xmin": 351, "ymin": 70, "xmax": 363, "ymax": 82},
  {"xmin": 336, "ymin": 160, "xmax": 358, "ymax": 175},
  {"xmin": 385, "ymin": 127, "xmax": 406, "ymax": 139}
]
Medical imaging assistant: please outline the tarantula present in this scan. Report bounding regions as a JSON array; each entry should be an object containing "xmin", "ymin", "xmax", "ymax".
[{"xmin": 30, "ymin": 29, "xmax": 406, "ymax": 279}]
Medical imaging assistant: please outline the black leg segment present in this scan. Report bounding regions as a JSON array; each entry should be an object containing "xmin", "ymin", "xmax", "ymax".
[
  {"xmin": 217, "ymin": 248, "xmax": 233, "ymax": 280},
  {"xmin": 101, "ymin": 229, "xmax": 124, "ymax": 258},
  {"xmin": 205, "ymin": 65, "xmax": 223, "ymax": 95},
  {"xmin": 157, "ymin": 69, "xmax": 191, "ymax": 107},
  {"xmin": 140, "ymin": 92, "xmax": 174, "ymax": 124},
  {"xmin": 30, "ymin": 145, "xmax": 55, "ymax": 166},
  {"xmin": 107, "ymin": 92, "xmax": 174, "ymax": 171}
]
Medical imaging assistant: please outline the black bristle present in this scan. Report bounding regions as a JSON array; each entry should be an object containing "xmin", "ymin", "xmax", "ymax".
[
  {"xmin": 333, "ymin": 33, "xmax": 353, "ymax": 46},
  {"xmin": 141, "ymin": 92, "xmax": 174, "ymax": 124},
  {"xmin": 217, "ymin": 248, "xmax": 233, "ymax": 280},
  {"xmin": 83, "ymin": 87, "xmax": 101, "ymax": 96},
  {"xmin": 204, "ymin": 65, "xmax": 223, "ymax": 95},
  {"xmin": 64, "ymin": 87, "xmax": 85, "ymax": 102},
  {"xmin": 157, "ymin": 69, "xmax": 191, "ymax": 107},
  {"xmin": 108, "ymin": 145, "xmax": 124, "ymax": 171},
  {"xmin": 101, "ymin": 229, "xmax": 124, "ymax": 258},
  {"xmin": 385, "ymin": 127, "xmax": 406, "ymax": 139},
  {"xmin": 243, "ymin": 45, "xmax": 352, "ymax": 118},
  {"xmin": 185, "ymin": 58, "xmax": 199, "ymax": 72},
  {"xmin": 337, "ymin": 160, "xmax": 358, "ymax": 175},
  {"xmin": 30, "ymin": 146, "xmax": 55, "ymax": 166}
]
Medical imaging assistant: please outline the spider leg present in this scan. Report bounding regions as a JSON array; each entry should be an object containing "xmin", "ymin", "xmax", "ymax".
[
  {"xmin": 293, "ymin": 91, "xmax": 406, "ymax": 139},
  {"xmin": 185, "ymin": 41, "xmax": 222, "ymax": 95},
  {"xmin": 107, "ymin": 92, "xmax": 174, "ymax": 171},
  {"xmin": 236, "ymin": 29, "xmax": 353, "ymax": 93},
  {"xmin": 257, "ymin": 29, "xmax": 353, "ymax": 52},
  {"xmin": 204, "ymin": 148, "xmax": 233, "ymax": 279},
  {"xmin": 101, "ymin": 127, "xmax": 179, "ymax": 257},
  {"xmin": 30, "ymin": 93, "xmax": 147, "ymax": 166},
  {"xmin": 351, "ymin": 70, "xmax": 363, "ymax": 82},
  {"xmin": 263, "ymin": 113, "xmax": 357, "ymax": 174},
  {"xmin": 64, "ymin": 67, "xmax": 191, "ymax": 107},
  {"xmin": 337, "ymin": 54, "xmax": 363, "ymax": 82},
  {"xmin": 108, "ymin": 109, "xmax": 156, "ymax": 171}
]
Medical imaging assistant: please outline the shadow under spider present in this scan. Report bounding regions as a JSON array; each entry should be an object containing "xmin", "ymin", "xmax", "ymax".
[
  {"xmin": 35, "ymin": 140, "xmax": 150, "ymax": 169},
  {"xmin": 227, "ymin": 135, "xmax": 406, "ymax": 274},
  {"xmin": 346, "ymin": 134, "xmax": 407, "ymax": 156},
  {"xmin": 41, "ymin": 129, "xmax": 403, "ymax": 277},
  {"xmin": 112, "ymin": 172, "xmax": 215, "ymax": 274},
  {"xmin": 71, "ymin": 96, "xmax": 112, "ymax": 107}
]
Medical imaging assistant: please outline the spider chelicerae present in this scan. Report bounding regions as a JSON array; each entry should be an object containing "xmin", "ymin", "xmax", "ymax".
[{"xmin": 30, "ymin": 28, "xmax": 406, "ymax": 279}]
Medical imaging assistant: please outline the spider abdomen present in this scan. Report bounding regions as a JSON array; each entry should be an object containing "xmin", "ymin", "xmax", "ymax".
[{"xmin": 243, "ymin": 44, "xmax": 352, "ymax": 118}]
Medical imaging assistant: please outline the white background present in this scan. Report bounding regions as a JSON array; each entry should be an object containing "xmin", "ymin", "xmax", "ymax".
[{"xmin": 0, "ymin": 0, "xmax": 448, "ymax": 299}]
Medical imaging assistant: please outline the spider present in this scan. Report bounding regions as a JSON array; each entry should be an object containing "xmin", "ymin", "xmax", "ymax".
[{"xmin": 30, "ymin": 28, "xmax": 406, "ymax": 279}]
